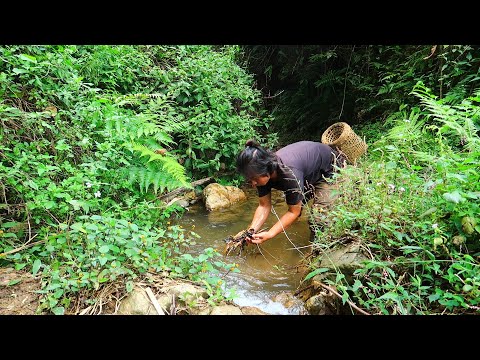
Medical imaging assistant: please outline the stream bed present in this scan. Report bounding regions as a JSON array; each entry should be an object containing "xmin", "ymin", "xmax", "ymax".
[{"xmin": 175, "ymin": 188, "xmax": 313, "ymax": 314}]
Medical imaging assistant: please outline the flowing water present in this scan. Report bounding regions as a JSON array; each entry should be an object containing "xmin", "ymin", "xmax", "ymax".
[{"xmin": 175, "ymin": 188, "xmax": 313, "ymax": 315}]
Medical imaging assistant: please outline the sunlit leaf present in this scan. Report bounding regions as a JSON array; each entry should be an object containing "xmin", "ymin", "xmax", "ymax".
[
  {"xmin": 99, "ymin": 245, "xmax": 110, "ymax": 254},
  {"xmin": 304, "ymin": 267, "xmax": 329, "ymax": 282},
  {"xmin": 443, "ymin": 191, "xmax": 465, "ymax": 204},
  {"xmin": 52, "ymin": 307, "xmax": 65, "ymax": 315}
]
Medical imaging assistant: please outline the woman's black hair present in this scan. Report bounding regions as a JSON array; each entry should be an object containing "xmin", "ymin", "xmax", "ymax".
[{"xmin": 236, "ymin": 139, "xmax": 279, "ymax": 179}]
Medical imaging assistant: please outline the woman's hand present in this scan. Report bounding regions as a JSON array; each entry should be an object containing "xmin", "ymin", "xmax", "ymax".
[{"xmin": 251, "ymin": 230, "xmax": 273, "ymax": 244}]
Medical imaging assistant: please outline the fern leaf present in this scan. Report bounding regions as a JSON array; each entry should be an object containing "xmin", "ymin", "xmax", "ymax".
[{"xmin": 131, "ymin": 143, "xmax": 190, "ymax": 189}]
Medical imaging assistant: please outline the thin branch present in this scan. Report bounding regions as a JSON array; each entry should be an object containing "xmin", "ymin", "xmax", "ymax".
[
  {"xmin": 263, "ymin": 90, "xmax": 285, "ymax": 99},
  {"xmin": 317, "ymin": 281, "xmax": 371, "ymax": 315},
  {"xmin": 0, "ymin": 237, "xmax": 42, "ymax": 257},
  {"xmin": 294, "ymin": 284, "xmax": 313, "ymax": 296}
]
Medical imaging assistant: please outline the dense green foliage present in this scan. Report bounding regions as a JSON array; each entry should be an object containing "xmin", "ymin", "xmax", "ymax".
[
  {"xmin": 0, "ymin": 45, "xmax": 270, "ymax": 313},
  {"xmin": 241, "ymin": 45, "xmax": 480, "ymax": 145},
  {"xmin": 242, "ymin": 44, "xmax": 479, "ymax": 314},
  {"xmin": 307, "ymin": 83, "xmax": 480, "ymax": 314},
  {"xmin": 1, "ymin": 44, "xmax": 479, "ymax": 315}
]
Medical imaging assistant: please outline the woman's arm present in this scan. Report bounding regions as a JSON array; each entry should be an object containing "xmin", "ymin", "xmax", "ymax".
[
  {"xmin": 251, "ymin": 201, "xmax": 302, "ymax": 244},
  {"xmin": 248, "ymin": 193, "xmax": 272, "ymax": 232}
]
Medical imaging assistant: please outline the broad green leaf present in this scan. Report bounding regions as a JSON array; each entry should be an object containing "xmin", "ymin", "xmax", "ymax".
[
  {"xmin": 385, "ymin": 161, "xmax": 397, "ymax": 169},
  {"xmin": 15, "ymin": 263, "xmax": 27, "ymax": 270},
  {"xmin": 2, "ymin": 221, "xmax": 20, "ymax": 228},
  {"xmin": 69, "ymin": 200, "xmax": 81, "ymax": 211},
  {"xmin": 108, "ymin": 245, "xmax": 120, "ymax": 253},
  {"xmin": 351, "ymin": 279, "xmax": 363, "ymax": 292},
  {"xmin": 378, "ymin": 292, "xmax": 398, "ymax": 300},
  {"xmin": 32, "ymin": 259, "xmax": 42, "ymax": 275},
  {"xmin": 46, "ymin": 283, "xmax": 62, "ymax": 291},
  {"xmin": 304, "ymin": 267, "xmax": 330, "ymax": 282},
  {"xmin": 12, "ymin": 68, "xmax": 28, "ymax": 74},
  {"xmin": 182, "ymin": 254, "xmax": 194, "ymax": 261},
  {"xmin": 52, "ymin": 306, "xmax": 65, "ymax": 315},
  {"xmin": 99, "ymin": 245, "xmax": 110, "ymax": 254},
  {"xmin": 70, "ymin": 223, "xmax": 87, "ymax": 233},
  {"xmin": 85, "ymin": 223, "xmax": 98, "ymax": 231},
  {"xmin": 19, "ymin": 54, "xmax": 37, "ymax": 63},
  {"xmin": 44, "ymin": 200, "xmax": 56, "ymax": 209},
  {"xmin": 26, "ymin": 180, "xmax": 39, "ymax": 190},
  {"xmin": 443, "ymin": 191, "xmax": 465, "ymax": 204},
  {"xmin": 419, "ymin": 207, "xmax": 437, "ymax": 218},
  {"xmin": 2, "ymin": 233, "xmax": 17, "ymax": 238},
  {"xmin": 54, "ymin": 289, "xmax": 64, "ymax": 298}
]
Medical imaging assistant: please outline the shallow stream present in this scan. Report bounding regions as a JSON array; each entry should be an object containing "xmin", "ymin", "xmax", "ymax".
[{"xmin": 175, "ymin": 188, "xmax": 313, "ymax": 315}]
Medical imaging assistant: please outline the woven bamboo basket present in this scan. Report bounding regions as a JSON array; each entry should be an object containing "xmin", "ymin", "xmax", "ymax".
[{"xmin": 321, "ymin": 122, "xmax": 367, "ymax": 164}]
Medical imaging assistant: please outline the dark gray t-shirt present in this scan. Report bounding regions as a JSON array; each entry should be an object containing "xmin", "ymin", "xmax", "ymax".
[{"xmin": 257, "ymin": 141, "xmax": 335, "ymax": 205}]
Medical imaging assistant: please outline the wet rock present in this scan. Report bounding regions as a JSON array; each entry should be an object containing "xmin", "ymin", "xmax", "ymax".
[
  {"xmin": 173, "ymin": 199, "xmax": 190, "ymax": 208},
  {"xmin": 203, "ymin": 183, "xmax": 247, "ymax": 211},
  {"xmin": 183, "ymin": 190, "xmax": 201, "ymax": 204},
  {"xmin": 305, "ymin": 293, "xmax": 337, "ymax": 315},
  {"xmin": 241, "ymin": 306, "xmax": 269, "ymax": 315},
  {"xmin": 271, "ymin": 291, "xmax": 306, "ymax": 313}
]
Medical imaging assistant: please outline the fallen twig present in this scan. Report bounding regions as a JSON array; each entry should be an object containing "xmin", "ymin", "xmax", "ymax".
[
  {"xmin": 145, "ymin": 287, "xmax": 165, "ymax": 315},
  {"xmin": 0, "ymin": 237, "xmax": 43, "ymax": 257},
  {"xmin": 318, "ymin": 281, "xmax": 370, "ymax": 315},
  {"xmin": 79, "ymin": 306, "xmax": 92, "ymax": 315},
  {"xmin": 158, "ymin": 176, "xmax": 214, "ymax": 203},
  {"xmin": 294, "ymin": 284, "xmax": 314, "ymax": 296}
]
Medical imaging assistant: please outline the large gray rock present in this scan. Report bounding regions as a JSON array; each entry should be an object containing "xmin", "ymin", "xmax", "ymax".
[
  {"xmin": 117, "ymin": 286, "xmax": 158, "ymax": 315},
  {"xmin": 319, "ymin": 241, "xmax": 368, "ymax": 275},
  {"xmin": 203, "ymin": 183, "xmax": 247, "ymax": 211},
  {"xmin": 116, "ymin": 280, "xmax": 274, "ymax": 316},
  {"xmin": 165, "ymin": 283, "xmax": 208, "ymax": 304}
]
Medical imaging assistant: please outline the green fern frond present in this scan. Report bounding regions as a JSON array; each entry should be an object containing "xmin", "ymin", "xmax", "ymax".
[
  {"xmin": 114, "ymin": 93, "xmax": 166, "ymax": 107},
  {"xmin": 132, "ymin": 120, "xmax": 175, "ymax": 145},
  {"xmin": 386, "ymin": 108, "xmax": 426, "ymax": 145},
  {"xmin": 131, "ymin": 143, "xmax": 190, "ymax": 189},
  {"xmin": 314, "ymin": 70, "xmax": 343, "ymax": 88},
  {"xmin": 380, "ymin": 73, "xmax": 398, "ymax": 82},
  {"xmin": 411, "ymin": 83, "xmax": 480, "ymax": 151},
  {"xmin": 126, "ymin": 165, "xmax": 188, "ymax": 194}
]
